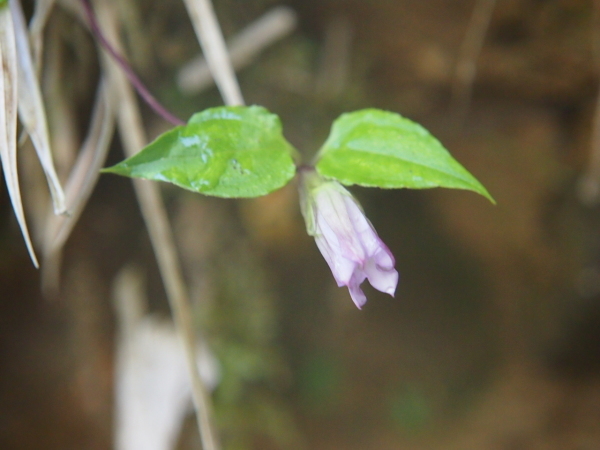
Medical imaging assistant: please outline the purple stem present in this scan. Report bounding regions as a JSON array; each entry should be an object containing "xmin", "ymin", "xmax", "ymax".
[{"xmin": 80, "ymin": 0, "xmax": 186, "ymax": 127}]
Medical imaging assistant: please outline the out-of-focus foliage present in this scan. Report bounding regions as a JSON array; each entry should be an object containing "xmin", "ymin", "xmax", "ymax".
[{"xmin": 178, "ymin": 198, "xmax": 303, "ymax": 449}]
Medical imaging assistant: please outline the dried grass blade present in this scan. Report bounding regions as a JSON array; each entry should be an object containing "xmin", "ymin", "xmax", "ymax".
[
  {"xmin": 30, "ymin": 0, "xmax": 57, "ymax": 73},
  {"xmin": 42, "ymin": 79, "xmax": 115, "ymax": 293},
  {"xmin": 12, "ymin": 0, "xmax": 66, "ymax": 215},
  {"xmin": 43, "ymin": 18, "xmax": 79, "ymax": 176},
  {"xmin": 181, "ymin": 0, "xmax": 244, "ymax": 106},
  {"xmin": 0, "ymin": 5, "xmax": 38, "ymax": 267},
  {"xmin": 177, "ymin": 6, "xmax": 297, "ymax": 94}
]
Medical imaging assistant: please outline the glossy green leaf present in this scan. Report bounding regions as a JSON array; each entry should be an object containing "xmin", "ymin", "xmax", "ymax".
[
  {"xmin": 103, "ymin": 105, "xmax": 298, "ymax": 198},
  {"xmin": 315, "ymin": 109, "xmax": 494, "ymax": 203}
]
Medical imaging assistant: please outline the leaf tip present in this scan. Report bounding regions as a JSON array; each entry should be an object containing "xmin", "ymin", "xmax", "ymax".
[
  {"xmin": 467, "ymin": 179, "xmax": 496, "ymax": 205},
  {"xmin": 478, "ymin": 188, "xmax": 496, "ymax": 205},
  {"xmin": 100, "ymin": 163, "xmax": 128, "ymax": 176}
]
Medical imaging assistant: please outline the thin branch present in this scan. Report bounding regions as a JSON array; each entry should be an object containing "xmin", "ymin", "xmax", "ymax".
[
  {"xmin": 94, "ymin": 3, "xmax": 219, "ymax": 449},
  {"xmin": 80, "ymin": 0, "xmax": 185, "ymax": 126},
  {"xmin": 182, "ymin": 0, "xmax": 244, "ymax": 106},
  {"xmin": 177, "ymin": 6, "xmax": 297, "ymax": 94}
]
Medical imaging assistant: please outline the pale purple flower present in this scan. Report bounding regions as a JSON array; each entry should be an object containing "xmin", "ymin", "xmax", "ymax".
[{"xmin": 299, "ymin": 169, "xmax": 398, "ymax": 309}]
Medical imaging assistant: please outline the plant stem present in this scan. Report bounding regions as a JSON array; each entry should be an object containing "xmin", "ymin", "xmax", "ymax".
[
  {"xmin": 182, "ymin": 0, "xmax": 244, "ymax": 106},
  {"xmin": 94, "ymin": 3, "xmax": 219, "ymax": 449},
  {"xmin": 80, "ymin": 0, "xmax": 185, "ymax": 127}
]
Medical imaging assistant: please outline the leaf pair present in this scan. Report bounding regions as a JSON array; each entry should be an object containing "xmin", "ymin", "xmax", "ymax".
[{"xmin": 103, "ymin": 105, "xmax": 494, "ymax": 203}]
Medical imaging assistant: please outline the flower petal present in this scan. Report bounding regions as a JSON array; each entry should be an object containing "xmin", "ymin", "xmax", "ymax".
[
  {"xmin": 348, "ymin": 269, "xmax": 368, "ymax": 309},
  {"xmin": 364, "ymin": 253, "xmax": 398, "ymax": 297},
  {"xmin": 314, "ymin": 219, "xmax": 356, "ymax": 286},
  {"xmin": 316, "ymin": 187, "xmax": 365, "ymax": 263}
]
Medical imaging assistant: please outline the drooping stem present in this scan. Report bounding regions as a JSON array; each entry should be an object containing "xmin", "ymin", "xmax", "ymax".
[{"xmin": 80, "ymin": 0, "xmax": 185, "ymax": 127}]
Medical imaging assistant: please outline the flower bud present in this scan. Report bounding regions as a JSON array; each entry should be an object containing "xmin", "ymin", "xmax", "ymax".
[{"xmin": 299, "ymin": 168, "xmax": 398, "ymax": 308}]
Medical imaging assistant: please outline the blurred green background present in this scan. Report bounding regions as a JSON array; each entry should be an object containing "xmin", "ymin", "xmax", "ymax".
[{"xmin": 2, "ymin": 0, "xmax": 600, "ymax": 448}]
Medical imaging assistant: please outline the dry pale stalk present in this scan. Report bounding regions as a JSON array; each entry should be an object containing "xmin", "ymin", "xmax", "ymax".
[
  {"xmin": 30, "ymin": 0, "xmax": 57, "ymax": 74},
  {"xmin": 0, "ymin": 4, "xmax": 38, "ymax": 266},
  {"xmin": 12, "ymin": 0, "xmax": 66, "ymax": 215},
  {"xmin": 178, "ymin": 6, "xmax": 297, "ymax": 94},
  {"xmin": 93, "ymin": 2, "xmax": 220, "ymax": 449},
  {"xmin": 181, "ymin": 0, "xmax": 244, "ymax": 106},
  {"xmin": 42, "ymin": 80, "xmax": 115, "ymax": 294}
]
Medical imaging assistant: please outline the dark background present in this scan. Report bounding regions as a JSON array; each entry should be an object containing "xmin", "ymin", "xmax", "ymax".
[{"xmin": 1, "ymin": 0, "xmax": 600, "ymax": 448}]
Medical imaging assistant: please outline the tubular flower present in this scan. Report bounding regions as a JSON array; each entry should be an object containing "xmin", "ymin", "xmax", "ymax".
[{"xmin": 299, "ymin": 168, "xmax": 398, "ymax": 309}]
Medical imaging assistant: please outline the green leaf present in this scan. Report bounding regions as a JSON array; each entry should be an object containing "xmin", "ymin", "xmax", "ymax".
[
  {"xmin": 315, "ymin": 109, "xmax": 495, "ymax": 203},
  {"xmin": 103, "ymin": 105, "xmax": 298, "ymax": 198}
]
